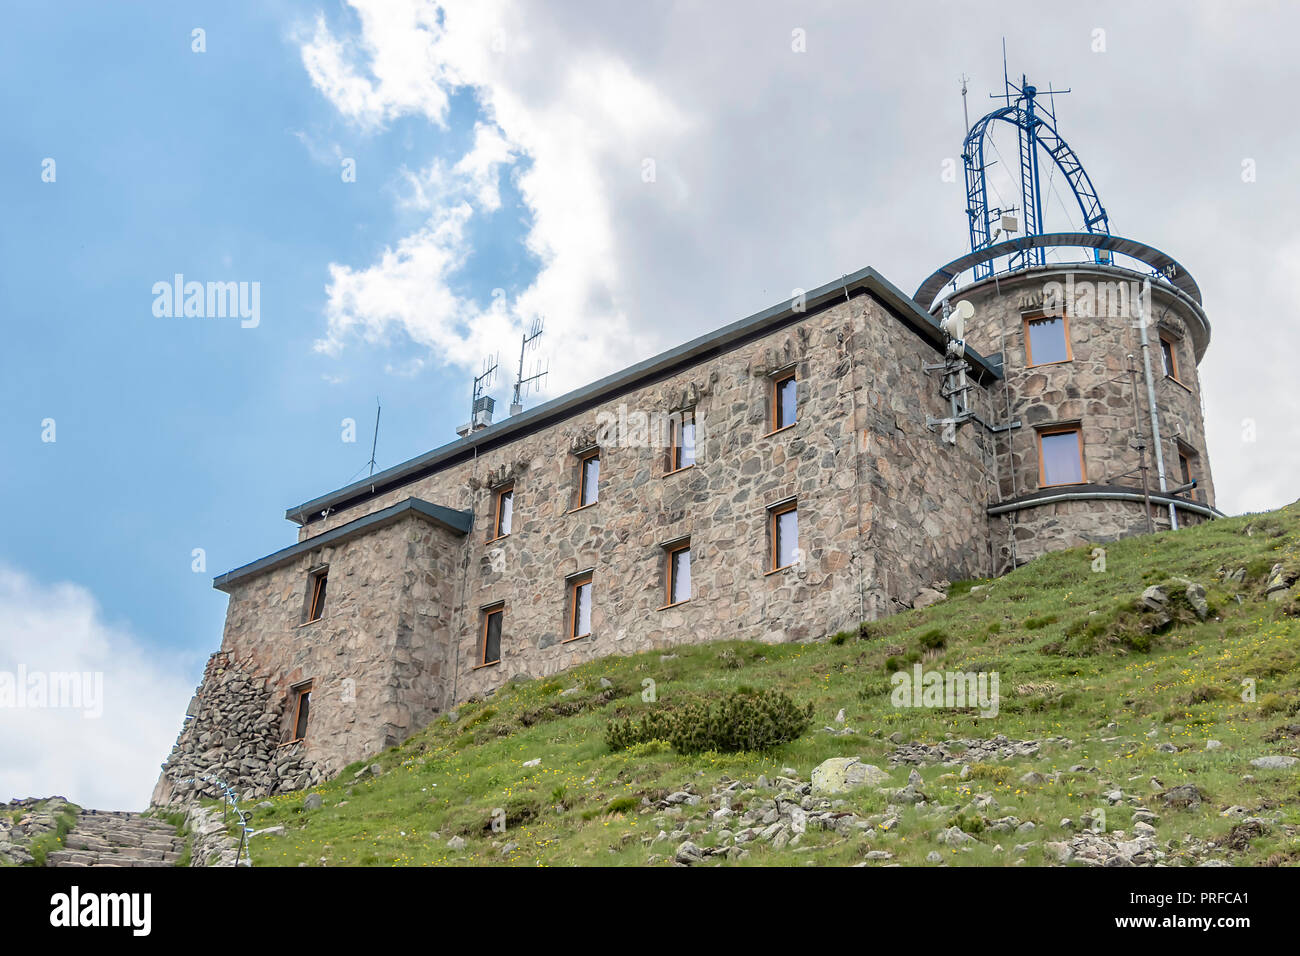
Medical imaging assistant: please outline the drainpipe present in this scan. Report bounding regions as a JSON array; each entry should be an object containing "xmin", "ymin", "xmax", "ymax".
[{"xmin": 1136, "ymin": 280, "xmax": 1177, "ymax": 530}]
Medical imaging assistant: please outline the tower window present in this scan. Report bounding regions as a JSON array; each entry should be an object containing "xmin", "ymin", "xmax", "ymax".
[
  {"xmin": 577, "ymin": 450, "xmax": 600, "ymax": 507},
  {"xmin": 304, "ymin": 567, "xmax": 328, "ymax": 623},
  {"xmin": 1024, "ymin": 315, "xmax": 1072, "ymax": 366},
  {"xmin": 491, "ymin": 484, "xmax": 514, "ymax": 539},
  {"xmin": 769, "ymin": 501, "xmax": 799, "ymax": 571},
  {"xmin": 667, "ymin": 408, "xmax": 696, "ymax": 473},
  {"xmin": 1038, "ymin": 427, "xmax": 1086, "ymax": 486},
  {"xmin": 480, "ymin": 604, "xmax": 503, "ymax": 666},
  {"xmin": 1177, "ymin": 444, "xmax": 1197, "ymax": 487},
  {"xmin": 772, "ymin": 371, "xmax": 797, "ymax": 431},
  {"xmin": 566, "ymin": 571, "xmax": 593, "ymax": 640},
  {"xmin": 1160, "ymin": 335, "xmax": 1180, "ymax": 381},
  {"xmin": 665, "ymin": 540, "xmax": 692, "ymax": 606},
  {"xmin": 289, "ymin": 682, "xmax": 312, "ymax": 743}
]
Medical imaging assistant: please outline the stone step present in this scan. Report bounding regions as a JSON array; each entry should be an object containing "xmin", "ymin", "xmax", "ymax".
[{"xmin": 44, "ymin": 810, "xmax": 184, "ymax": 868}]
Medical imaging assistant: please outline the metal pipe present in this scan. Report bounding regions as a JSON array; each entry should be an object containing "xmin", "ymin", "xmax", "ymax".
[
  {"xmin": 987, "ymin": 490, "xmax": 1222, "ymax": 519},
  {"xmin": 1136, "ymin": 280, "xmax": 1177, "ymax": 530}
]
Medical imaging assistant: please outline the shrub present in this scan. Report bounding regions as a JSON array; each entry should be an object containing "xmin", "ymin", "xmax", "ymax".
[
  {"xmin": 918, "ymin": 628, "xmax": 947, "ymax": 651},
  {"xmin": 605, "ymin": 689, "xmax": 814, "ymax": 755}
]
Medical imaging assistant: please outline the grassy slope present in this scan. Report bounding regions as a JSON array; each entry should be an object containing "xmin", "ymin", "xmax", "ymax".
[{"xmin": 240, "ymin": 500, "xmax": 1300, "ymax": 866}]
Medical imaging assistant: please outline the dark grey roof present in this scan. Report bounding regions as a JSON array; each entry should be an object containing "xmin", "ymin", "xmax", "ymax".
[
  {"xmin": 286, "ymin": 265, "xmax": 1003, "ymax": 528},
  {"xmin": 214, "ymin": 497, "xmax": 472, "ymax": 592}
]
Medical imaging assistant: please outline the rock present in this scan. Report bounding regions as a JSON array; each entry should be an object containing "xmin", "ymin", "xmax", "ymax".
[
  {"xmin": 303, "ymin": 793, "xmax": 323, "ymax": 811},
  {"xmin": 1156, "ymin": 743, "xmax": 1177, "ymax": 753},
  {"xmin": 446, "ymin": 835, "xmax": 466, "ymax": 850},
  {"xmin": 1249, "ymin": 756, "xmax": 1298, "ymax": 770},
  {"xmin": 810, "ymin": 757, "xmax": 890, "ymax": 795},
  {"xmin": 1205, "ymin": 740, "xmax": 1222, "ymax": 751},
  {"xmin": 522, "ymin": 758, "xmax": 541, "ymax": 768},
  {"xmin": 912, "ymin": 588, "xmax": 947, "ymax": 610},
  {"xmin": 1140, "ymin": 585, "xmax": 1168, "ymax": 612},
  {"xmin": 1020, "ymin": 771, "xmax": 1046, "ymax": 785},
  {"xmin": 1160, "ymin": 784, "xmax": 1203, "ymax": 808},
  {"xmin": 908, "ymin": 768, "xmax": 922, "ymax": 787},
  {"xmin": 675, "ymin": 841, "xmax": 704, "ymax": 864},
  {"xmin": 863, "ymin": 850, "xmax": 893, "ymax": 861},
  {"xmin": 937, "ymin": 826, "xmax": 975, "ymax": 846},
  {"xmin": 834, "ymin": 708, "xmax": 846, "ymax": 724},
  {"xmin": 926, "ymin": 851, "xmax": 943, "ymax": 863},
  {"xmin": 598, "ymin": 678, "xmax": 613, "ymax": 689},
  {"xmin": 1184, "ymin": 582, "xmax": 1209, "ymax": 620}
]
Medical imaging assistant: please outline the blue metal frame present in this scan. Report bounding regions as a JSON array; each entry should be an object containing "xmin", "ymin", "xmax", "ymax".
[{"xmin": 964, "ymin": 76, "xmax": 1110, "ymax": 279}]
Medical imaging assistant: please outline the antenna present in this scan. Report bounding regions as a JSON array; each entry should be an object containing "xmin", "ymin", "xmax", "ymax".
[
  {"xmin": 511, "ymin": 317, "xmax": 547, "ymax": 415},
  {"xmin": 367, "ymin": 397, "xmax": 381, "ymax": 477},
  {"xmin": 960, "ymin": 73, "xmax": 970, "ymax": 135},
  {"xmin": 472, "ymin": 353, "xmax": 498, "ymax": 416}
]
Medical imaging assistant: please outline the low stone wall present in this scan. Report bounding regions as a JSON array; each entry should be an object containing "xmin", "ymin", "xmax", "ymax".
[
  {"xmin": 993, "ymin": 497, "xmax": 1208, "ymax": 568},
  {"xmin": 151, "ymin": 653, "xmax": 321, "ymax": 807},
  {"xmin": 184, "ymin": 804, "xmax": 250, "ymax": 867}
]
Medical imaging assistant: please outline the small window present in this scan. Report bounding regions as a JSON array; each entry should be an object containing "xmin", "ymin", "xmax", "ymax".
[
  {"xmin": 666, "ymin": 540, "xmax": 692, "ymax": 605},
  {"xmin": 1038, "ymin": 428, "xmax": 1085, "ymax": 486},
  {"xmin": 772, "ymin": 371, "xmax": 797, "ymax": 431},
  {"xmin": 480, "ymin": 605, "xmax": 503, "ymax": 666},
  {"xmin": 289, "ymin": 682, "xmax": 312, "ymax": 743},
  {"xmin": 492, "ymin": 484, "xmax": 514, "ymax": 539},
  {"xmin": 667, "ymin": 408, "xmax": 696, "ymax": 473},
  {"xmin": 1178, "ymin": 448, "xmax": 1195, "ymax": 486},
  {"xmin": 305, "ymin": 568, "xmax": 328, "ymax": 623},
  {"xmin": 567, "ymin": 572, "xmax": 593, "ymax": 640},
  {"xmin": 578, "ymin": 450, "xmax": 600, "ymax": 507},
  {"xmin": 1024, "ymin": 315, "xmax": 1071, "ymax": 366},
  {"xmin": 770, "ymin": 501, "xmax": 799, "ymax": 571},
  {"xmin": 1160, "ymin": 335, "xmax": 1180, "ymax": 381}
]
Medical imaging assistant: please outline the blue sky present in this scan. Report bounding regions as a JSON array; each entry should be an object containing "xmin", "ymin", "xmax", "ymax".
[{"xmin": 3, "ymin": 1, "xmax": 1298, "ymax": 808}]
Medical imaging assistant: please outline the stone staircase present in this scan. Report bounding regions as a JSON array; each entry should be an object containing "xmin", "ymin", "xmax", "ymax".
[{"xmin": 44, "ymin": 810, "xmax": 184, "ymax": 867}]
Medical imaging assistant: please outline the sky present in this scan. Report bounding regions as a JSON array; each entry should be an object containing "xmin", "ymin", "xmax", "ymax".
[{"xmin": 2, "ymin": 0, "xmax": 1297, "ymax": 809}]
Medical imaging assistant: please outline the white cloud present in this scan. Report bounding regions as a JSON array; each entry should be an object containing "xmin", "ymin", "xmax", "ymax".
[
  {"xmin": 0, "ymin": 566, "xmax": 197, "ymax": 811},
  {"xmin": 295, "ymin": 0, "xmax": 1300, "ymax": 516}
]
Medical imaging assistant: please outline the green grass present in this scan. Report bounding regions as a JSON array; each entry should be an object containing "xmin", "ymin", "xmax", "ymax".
[
  {"xmin": 24, "ymin": 801, "xmax": 82, "ymax": 867},
  {"xmin": 237, "ymin": 499, "xmax": 1300, "ymax": 867}
]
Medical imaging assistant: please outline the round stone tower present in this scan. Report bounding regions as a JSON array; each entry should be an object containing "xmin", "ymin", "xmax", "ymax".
[{"xmin": 916, "ymin": 72, "xmax": 1220, "ymax": 569}]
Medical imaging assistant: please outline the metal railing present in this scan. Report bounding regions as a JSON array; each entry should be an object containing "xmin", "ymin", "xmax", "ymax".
[{"xmin": 180, "ymin": 773, "xmax": 253, "ymax": 866}]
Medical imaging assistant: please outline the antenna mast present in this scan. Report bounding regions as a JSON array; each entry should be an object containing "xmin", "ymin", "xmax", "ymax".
[
  {"xmin": 511, "ymin": 317, "xmax": 547, "ymax": 415},
  {"xmin": 367, "ymin": 397, "xmax": 381, "ymax": 477}
]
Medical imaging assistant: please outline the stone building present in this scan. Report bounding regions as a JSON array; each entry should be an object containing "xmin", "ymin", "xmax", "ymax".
[{"xmin": 152, "ymin": 88, "xmax": 1222, "ymax": 804}]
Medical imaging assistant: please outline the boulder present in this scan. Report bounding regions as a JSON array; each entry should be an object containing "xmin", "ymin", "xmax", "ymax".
[{"xmin": 810, "ymin": 757, "xmax": 890, "ymax": 795}]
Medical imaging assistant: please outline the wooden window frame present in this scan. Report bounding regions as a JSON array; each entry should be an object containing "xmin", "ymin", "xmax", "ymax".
[
  {"xmin": 665, "ymin": 407, "xmax": 697, "ymax": 475},
  {"xmin": 576, "ymin": 449, "xmax": 600, "ymax": 509},
  {"xmin": 769, "ymin": 369, "xmax": 797, "ymax": 434},
  {"xmin": 663, "ymin": 539, "xmax": 692, "ymax": 608},
  {"xmin": 768, "ymin": 500, "xmax": 799, "ymax": 573},
  {"xmin": 304, "ymin": 567, "xmax": 328, "ymax": 624},
  {"xmin": 1159, "ymin": 334, "xmax": 1181, "ymax": 382},
  {"xmin": 1036, "ymin": 426, "xmax": 1087, "ymax": 488},
  {"xmin": 478, "ymin": 603, "xmax": 504, "ymax": 667},
  {"xmin": 287, "ymin": 681, "xmax": 312, "ymax": 744},
  {"xmin": 1023, "ymin": 313, "xmax": 1073, "ymax": 367},
  {"xmin": 565, "ymin": 571, "xmax": 594, "ymax": 642},
  {"xmin": 489, "ymin": 483, "xmax": 514, "ymax": 541}
]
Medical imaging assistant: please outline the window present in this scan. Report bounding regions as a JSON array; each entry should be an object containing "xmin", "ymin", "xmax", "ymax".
[
  {"xmin": 770, "ymin": 501, "xmax": 799, "ymax": 571},
  {"xmin": 1038, "ymin": 428, "xmax": 1086, "ymax": 486},
  {"xmin": 665, "ymin": 540, "xmax": 692, "ymax": 605},
  {"xmin": 480, "ymin": 604, "xmax": 503, "ymax": 666},
  {"xmin": 305, "ymin": 567, "xmax": 328, "ymax": 623},
  {"xmin": 772, "ymin": 371, "xmax": 797, "ymax": 431},
  {"xmin": 289, "ymin": 682, "xmax": 312, "ymax": 742},
  {"xmin": 492, "ymin": 484, "xmax": 514, "ymax": 539},
  {"xmin": 1160, "ymin": 335, "xmax": 1180, "ymax": 381},
  {"xmin": 577, "ymin": 450, "xmax": 600, "ymax": 507},
  {"xmin": 1178, "ymin": 447, "xmax": 1195, "ymax": 486},
  {"xmin": 567, "ymin": 572, "xmax": 593, "ymax": 640},
  {"xmin": 1024, "ymin": 315, "xmax": 1072, "ymax": 366},
  {"xmin": 667, "ymin": 408, "xmax": 696, "ymax": 473}
]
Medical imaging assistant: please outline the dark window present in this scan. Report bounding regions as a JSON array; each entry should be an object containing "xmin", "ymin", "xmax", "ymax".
[
  {"xmin": 1025, "ymin": 316, "xmax": 1071, "ymax": 366},
  {"xmin": 1160, "ymin": 336, "xmax": 1180, "ymax": 381},
  {"xmin": 290, "ymin": 684, "xmax": 311, "ymax": 742},
  {"xmin": 668, "ymin": 409, "xmax": 696, "ymax": 472},
  {"xmin": 771, "ymin": 503, "xmax": 799, "ymax": 570},
  {"xmin": 579, "ymin": 451, "xmax": 600, "ymax": 506},
  {"xmin": 667, "ymin": 542, "xmax": 692, "ymax": 605},
  {"xmin": 773, "ymin": 372, "xmax": 797, "ymax": 430},
  {"xmin": 568, "ymin": 573, "xmax": 593, "ymax": 639},
  {"xmin": 306, "ymin": 569, "xmax": 328, "ymax": 623},
  {"xmin": 493, "ymin": 485, "xmax": 514, "ymax": 538},
  {"xmin": 1179, "ymin": 450, "xmax": 1194, "ymax": 486},
  {"xmin": 481, "ymin": 606, "xmax": 503, "ymax": 665},
  {"xmin": 1039, "ymin": 429, "xmax": 1085, "ymax": 486}
]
